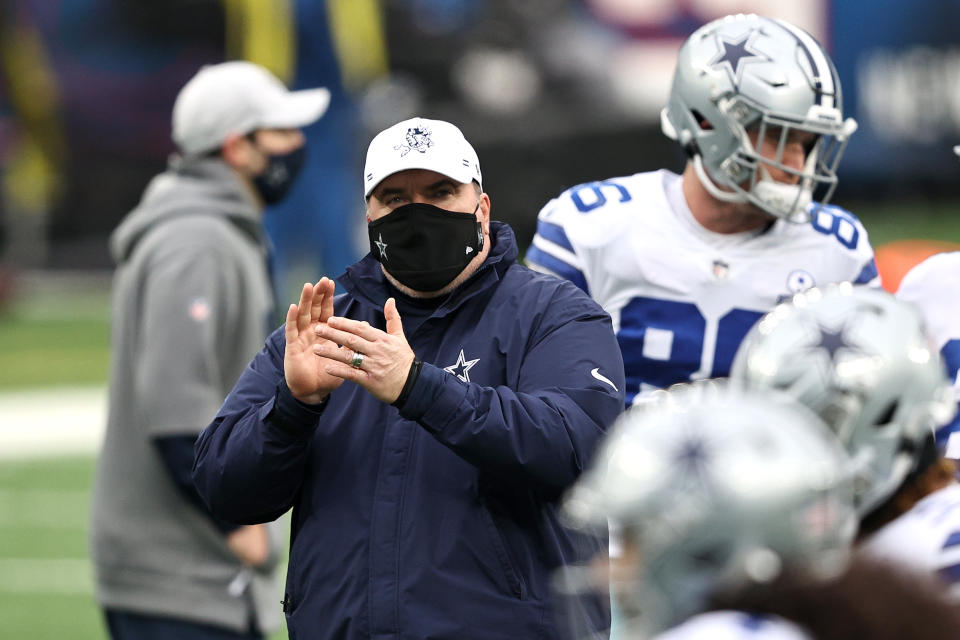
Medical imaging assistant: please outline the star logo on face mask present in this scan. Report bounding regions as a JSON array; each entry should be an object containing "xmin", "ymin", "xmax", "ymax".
[
  {"xmin": 444, "ymin": 349, "xmax": 480, "ymax": 383},
  {"xmin": 709, "ymin": 30, "xmax": 770, "ymax": 87},
  {"xmin": 374, "ymin": 234, "xmax": 388, "ymax": 260}
]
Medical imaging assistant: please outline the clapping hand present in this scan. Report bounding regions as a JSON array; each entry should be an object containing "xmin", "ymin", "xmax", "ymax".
[
  {"xmin": 284, "ymin": 278, "xmax": 344, "ymax": 404},
  {"xmin": 313, "ymin": 298, "xmax": 415, "ymax": 404}
]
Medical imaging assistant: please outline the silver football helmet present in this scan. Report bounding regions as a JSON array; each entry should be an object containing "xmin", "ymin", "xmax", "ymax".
[
  {"xmin": 661, "ymin": 14, "xmax": 858, "ymax": 223},
  {"xmin": 731, "ymin": 285, "xmax": 956, "ymax": 517},
  {"xmin": 560, "ymin": 385, "xmax": 856, "ymax": 638}
]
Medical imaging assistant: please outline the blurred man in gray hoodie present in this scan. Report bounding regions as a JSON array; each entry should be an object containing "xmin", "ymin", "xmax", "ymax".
[{"xmin": 90, "ymin": 61, "xmax": 328, "ymax": 640}]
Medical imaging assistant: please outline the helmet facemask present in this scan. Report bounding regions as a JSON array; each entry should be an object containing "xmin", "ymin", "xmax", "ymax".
[{"xmin": 688, "ymin": 95, "xmax": 857, "ymax": 223}]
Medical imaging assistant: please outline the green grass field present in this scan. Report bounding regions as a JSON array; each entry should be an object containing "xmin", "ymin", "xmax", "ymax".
[
  {"xmin": 0, "ymin": 457, "xmax": 105, "ymax": 639},
  {"xmin": 0, "ymin": 456, "xmax": 288, "ymax": 640},
  {"xmin": 0, "ymin": 202, "xmax": 958, "ymax": 639},
  {"xmin": 0, "ymin": 275, "xmax": 290, "ymax": 638}
]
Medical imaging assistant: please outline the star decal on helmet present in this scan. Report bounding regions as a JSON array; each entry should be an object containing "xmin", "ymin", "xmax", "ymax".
[
  {"xmin": 709, "ymin": 31, "xmax": 770, "ymax": 87},
  {"xmin": 811, "ymin": 323, "xmax": 859, "ymax": 363},
  {"xmin": 671, "ymin": 430, "xmax": 716, "ymax": 487}
]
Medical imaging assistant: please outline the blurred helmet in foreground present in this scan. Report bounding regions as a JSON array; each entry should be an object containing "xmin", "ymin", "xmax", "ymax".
[
  {"xmin": 731, "ymin": 285, "xmax": 955, "ymax": 516},
  {"xmin": 661, "ymin": 13, "xmax": 858, "ymax": 222},
  {"xmin": 559, "ymin": 385, "xmax": 856, "ymax": 638}
]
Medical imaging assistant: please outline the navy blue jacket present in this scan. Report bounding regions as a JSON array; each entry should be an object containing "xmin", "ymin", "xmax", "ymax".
[{"xmin": 193, "ymin": 223, "xmax": 625, "ymax": 639}]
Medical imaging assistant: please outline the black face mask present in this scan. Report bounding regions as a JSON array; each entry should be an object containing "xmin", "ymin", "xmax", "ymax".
[
  {"xmin": 253, "ymin": 144, "xmax": 306, "ymax": 204},
  {"xmin": 368, "ymin": 201, "xmax": 484, "ymax": 292}
]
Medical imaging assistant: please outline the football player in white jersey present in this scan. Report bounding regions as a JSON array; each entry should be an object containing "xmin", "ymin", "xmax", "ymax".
[
  {"xmin": 897, "ymin": 250, "xmax": 960, "ymax": 456},
  {"xmin": 731, "ymin": 285, "xmax": 960, "ymax": 602},
  {"xmin": 526, "ymin": 14, "xmax": 877, "ymax": 406}
]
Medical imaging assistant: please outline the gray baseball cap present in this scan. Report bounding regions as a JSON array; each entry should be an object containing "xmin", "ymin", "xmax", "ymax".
[{"xmin": 172, "ymin": 61, "xmax": 330, "ymax": 155}]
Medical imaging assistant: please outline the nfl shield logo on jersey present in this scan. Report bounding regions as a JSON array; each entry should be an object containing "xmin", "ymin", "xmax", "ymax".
[{"xmin": 712, "ymin": 260, "xmax": 730, "ymax": 280}]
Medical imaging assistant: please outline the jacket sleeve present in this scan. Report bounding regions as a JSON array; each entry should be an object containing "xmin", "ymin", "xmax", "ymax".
[
  {"xmin": 154, "ymin": 434, "xmax": 241, "ymax": 534},
  {"xmin": 399, "ymin": 287, "xmax": 625, "ymax": 494},
  {"xmin": 137, "ymin": 247, "xmax": 242, "ymax": 436},
  {"xmin": 192, "ymin": 328, "xmax": 329, "ymax": 524}
]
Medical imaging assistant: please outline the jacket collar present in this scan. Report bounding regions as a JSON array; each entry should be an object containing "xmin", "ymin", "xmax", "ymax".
[{"xmin": 336, "ymin": 221, "xmax": 518, "ymax": 317}]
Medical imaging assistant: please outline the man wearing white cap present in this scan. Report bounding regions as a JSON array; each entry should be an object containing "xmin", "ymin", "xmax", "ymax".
[
  {"xmin": 90, "ymin": 61, "xmax": 328, "ymax": 639},
  {"xmin": 193, "ymin": 117, "xmax": 626, "ymax": 638}
]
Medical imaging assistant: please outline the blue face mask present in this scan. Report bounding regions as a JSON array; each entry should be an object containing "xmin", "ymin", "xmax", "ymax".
[{"xmin": 252, "ymin": 144, "xmax": 306, "ymax": 205}]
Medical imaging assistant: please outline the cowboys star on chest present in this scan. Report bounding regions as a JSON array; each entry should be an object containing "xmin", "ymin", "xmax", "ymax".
[{"xmin": 443, "ymin": 349, "xmax": 480, "ymax": 382}]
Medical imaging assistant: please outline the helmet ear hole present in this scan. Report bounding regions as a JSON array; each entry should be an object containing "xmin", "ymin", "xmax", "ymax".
[
  {"xmin": 874, "ymin": 400, "xmax": 898, "ymax": 428},
  {"xmin": 688, "ymin": 541, "xmax": 730, "ymax": 570},
  {"xmin": 690, "ymin": 110, "xmax": 713, "ymax": 131}
]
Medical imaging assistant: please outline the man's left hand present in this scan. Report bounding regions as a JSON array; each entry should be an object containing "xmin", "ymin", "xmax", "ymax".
[{"xmin": 314, "ymin": 297, "xmax": 415, "ymax": 403}]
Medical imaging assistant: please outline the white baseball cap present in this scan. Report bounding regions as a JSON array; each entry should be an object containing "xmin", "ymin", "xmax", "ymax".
[
  {"xmin": 172, "ymin": 61, "xmax": 330, "ymax": 155},
  {"xmin": 363, "ymin": 117, "xmax": 482, "ymax": 197}
]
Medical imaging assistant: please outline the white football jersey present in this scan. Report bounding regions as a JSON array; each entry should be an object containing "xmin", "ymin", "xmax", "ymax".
[
  {"xmin": 861, "ymin": 482, "xmax": 960, "ymax": 601},
  {"xmin": 652, "ymin": 611, "xmax": 812, "ymax": 640},
  {"xmin": 896, "ymin": 252, "xmax": 960, "ymax": 453},
  {"xmin": 527, "ymin": 170, "xmax": 879, "ymax": 404}
]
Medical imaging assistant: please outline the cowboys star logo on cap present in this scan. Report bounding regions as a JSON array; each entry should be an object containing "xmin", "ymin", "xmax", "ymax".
[{"xmin": 394, "ymin": 125, "xmax": 433, "ymax": 157}]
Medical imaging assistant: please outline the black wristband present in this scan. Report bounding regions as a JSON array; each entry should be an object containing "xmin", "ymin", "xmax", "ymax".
[{"xmin": 392, "ymin": 358, "xmax": 423, "ymax": 408}]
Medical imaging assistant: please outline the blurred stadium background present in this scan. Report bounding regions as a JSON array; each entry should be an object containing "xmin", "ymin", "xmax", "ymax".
[{"xmin": 2, "ymin": 0, "xmax": 960, "ymax": 637}]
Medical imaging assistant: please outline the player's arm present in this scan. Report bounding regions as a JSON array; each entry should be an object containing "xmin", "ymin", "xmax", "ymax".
[
  {"xmin": 932, "ymin": 526, "xmax": 960, "ymax": 602},
  {"xmin": 525, "ymin": 196, "xmax": 591, "ymax": 294},
  {"xmin": 897, "ymin": 255, "xmax": 960, "ymax": 453}
]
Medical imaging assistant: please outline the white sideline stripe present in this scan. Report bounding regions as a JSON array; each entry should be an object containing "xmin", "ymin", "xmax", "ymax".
[
  {"xmin": 0, "ymin": 558, "xmax": 92, "ymax": 594},
  {"xmin": 0, "ymin": 386, "xmax": 106, "ymax": 459}
]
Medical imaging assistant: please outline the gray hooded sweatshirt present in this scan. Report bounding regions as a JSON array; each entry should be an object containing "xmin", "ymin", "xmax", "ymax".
[{"xmin": 90, "ymin": 157, "xmax": 282, "ymax": 633}]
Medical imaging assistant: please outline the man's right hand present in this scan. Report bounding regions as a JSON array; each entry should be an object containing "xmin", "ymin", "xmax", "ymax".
[
  {"xmin": 284, "ymin": 278, "xmax": 344, "ymax": 404},
  {"xmin": 226, "ymin": 524, "xmax": 270, "ymax": 568}
]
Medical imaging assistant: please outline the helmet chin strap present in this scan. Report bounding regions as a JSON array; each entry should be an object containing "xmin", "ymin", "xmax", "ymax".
[
  {"xmin": 693, "ymin": 153, "xmax": 813, "ymax": 223},
  {"xmin": 752, "ymin": 165, "xmax": 813, "ymax": 224},
  {"xmin": 691, "ymin": 155, "xmax": 748, "ymax": 204}
]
